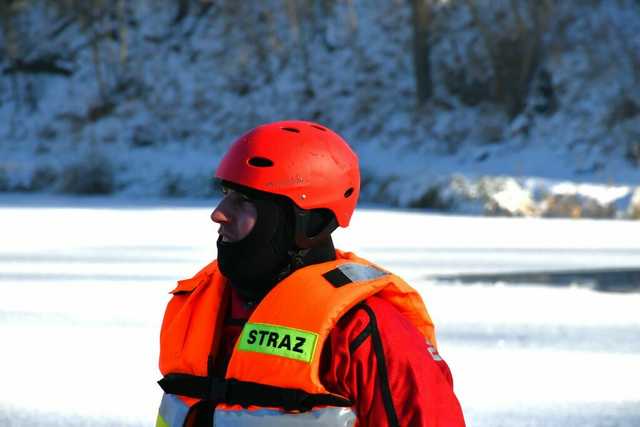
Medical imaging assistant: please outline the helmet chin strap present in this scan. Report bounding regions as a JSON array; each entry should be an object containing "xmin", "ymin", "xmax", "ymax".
[
  {"xmin": 290, "ymin": 206, "xmax": 339, "ymax": 271},
  {"xmin": 286, "ymin": 237, "xmax": 336, "ymax": 277},
  {"xmin": 283, "ymin": 205, "xmax": 338, "ymax": 276},
  {"xmin": 269, "ymin": 209, "xmax": 337, "ymax": 290},
  {"xmin": 292, "ymin": 205, "xmax": 339, "ymax": 249}
]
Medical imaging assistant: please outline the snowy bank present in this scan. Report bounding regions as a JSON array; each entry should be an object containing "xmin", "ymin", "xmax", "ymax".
[{"xmin": 1, "ymin": 0, "xmax": 639, "ymax": 218}]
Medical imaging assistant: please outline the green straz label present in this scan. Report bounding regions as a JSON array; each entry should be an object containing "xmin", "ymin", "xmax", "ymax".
[{"xmin": 237, "ymin": 322, "xmax": 318, "ymax": 363}]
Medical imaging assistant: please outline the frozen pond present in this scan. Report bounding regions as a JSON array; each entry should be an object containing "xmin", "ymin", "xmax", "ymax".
[{"xmin": 1, "ymin": 196, "xmax": 639, "ymax": 426}]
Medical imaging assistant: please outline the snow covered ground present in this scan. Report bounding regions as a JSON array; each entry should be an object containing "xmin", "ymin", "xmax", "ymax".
[{"xmin": 1, "ymin": 195, "xmax": 639, "ymax": 426}]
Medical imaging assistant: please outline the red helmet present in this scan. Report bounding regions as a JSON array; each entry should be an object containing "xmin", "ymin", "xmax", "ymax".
[{"xmin": 215, "ymin": 120, "xmax": 360, "ymax": 227}]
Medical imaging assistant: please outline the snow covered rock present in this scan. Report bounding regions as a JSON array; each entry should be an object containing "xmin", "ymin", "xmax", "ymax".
[
  {"xmin": 540, "ymin": 193, "xmax": 613, "ymax": 219},
  {"xmin": 626, "ymin": 187, "xmax": 640, "ymax": 219},
  {"xmin": 484, "ymin": 179, "xmax": 537, "ymax": 217},
  {"xmin": 537, "ymin": 183, "xmax": 627, "ymax": 219}
]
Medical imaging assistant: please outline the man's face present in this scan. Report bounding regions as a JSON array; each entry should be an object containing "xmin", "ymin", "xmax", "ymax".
[{"xmin": 211, "ymin": 188, "xmax": 257, "ymax": 242}]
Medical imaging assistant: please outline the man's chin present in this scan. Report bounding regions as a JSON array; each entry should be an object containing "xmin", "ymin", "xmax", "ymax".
[{"xmin": 217, "ymin": 234, "xmax": 235, "ymax": 244}]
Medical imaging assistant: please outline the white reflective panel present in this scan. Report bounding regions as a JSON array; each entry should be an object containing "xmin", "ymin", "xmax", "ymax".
[
  {"xmin": 158, "ymin": 394, "xmax": 190, "ymax": 427},
  {"xmin": 338, "ymin": 263, "xmax": 388, "ymax": 283},
  {"xmin": 213, "ymin": 406, "xmax": 356, "ymax": 427}
]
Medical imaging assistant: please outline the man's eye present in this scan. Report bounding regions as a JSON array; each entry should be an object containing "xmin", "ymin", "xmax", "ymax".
[{"xmin": 220, "ymin": 186, "xmax": 229, "ymax": 195}]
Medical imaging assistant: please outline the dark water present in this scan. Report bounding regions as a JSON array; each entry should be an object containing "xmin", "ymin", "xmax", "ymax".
[{"xmin": 430, "ymin": 268, "xmax": 640, "ymax": 293}]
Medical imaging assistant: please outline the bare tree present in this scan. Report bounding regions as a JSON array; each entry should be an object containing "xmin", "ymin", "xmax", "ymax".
[
  {"xmin": 410, "ymin": 0, "xmax": 432, "ymax": 105},
  {"xmin": 464, "ymin": 0, "xmax": 552, "ymax": 118}
]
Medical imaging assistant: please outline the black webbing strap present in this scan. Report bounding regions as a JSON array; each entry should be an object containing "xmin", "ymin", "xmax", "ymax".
[
  {"xmin": 158, "ymin": 374, "xmax": 352, "ymax": 411},
  {"xmin": 322, "ymin": 268, "xmax": 353, "ymax": 287}
]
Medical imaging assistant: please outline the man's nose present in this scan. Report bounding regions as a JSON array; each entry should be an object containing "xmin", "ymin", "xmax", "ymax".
[{"xmin": 211, "ymin": 201, "xmax": 230, "ymax": 224}]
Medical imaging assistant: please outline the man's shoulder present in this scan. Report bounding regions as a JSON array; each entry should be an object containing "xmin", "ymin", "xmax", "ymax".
[
  {"xmin": 348, "ymin": 295, "xmax": 409, "ymax": 323},
  {"xmin": 332, "ymin": 295, "xmax": 412, "ymax": 341}
]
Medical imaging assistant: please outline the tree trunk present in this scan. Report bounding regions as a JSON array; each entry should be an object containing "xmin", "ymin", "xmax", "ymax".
[{"xmin": 410, "ymin": 0, "xmax": 432, "ymax": 105}]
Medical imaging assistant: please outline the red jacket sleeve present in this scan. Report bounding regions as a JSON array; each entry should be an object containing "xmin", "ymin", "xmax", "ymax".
[{"xmin": 319, "ymin": 296, "xmax": 466, "ymax": 427}]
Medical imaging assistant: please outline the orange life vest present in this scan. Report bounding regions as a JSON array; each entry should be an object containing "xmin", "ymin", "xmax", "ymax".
[{"xmin": 156, "ymin": 250, "xmax": 437, "ymax": 427}]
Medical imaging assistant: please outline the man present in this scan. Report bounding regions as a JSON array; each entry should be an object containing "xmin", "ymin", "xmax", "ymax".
[{"xmin": 156, "ymin": 120, "xmax": 465, "ymax": 426}]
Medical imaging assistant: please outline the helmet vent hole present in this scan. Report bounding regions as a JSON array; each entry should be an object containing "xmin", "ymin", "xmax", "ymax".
[
  {"xmin": 248, "ymin": 157, "xmax": 274, "ymax": 167},
  {"xmin": 281, "ymin": 127, "xmax": 300, "ymax": 133},
  {"xmin": 311, "ymin": 125, "xmax": 327, "ymax": 131},
  {"xmin": 344, "ymin": 187, "xmax": 354, "ymax": 198}
]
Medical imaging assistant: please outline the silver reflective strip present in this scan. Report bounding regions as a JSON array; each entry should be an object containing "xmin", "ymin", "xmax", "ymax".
[
  {"xmin": 213, "ymin": 406, "xmax": 357, "ymax": 427},
  {"xmin": 427, "ymin": 342, "xmax": 443, "ymax": 361},
  {"xmin": 158, "ymin": 393, "xmax": 190, "ymax": 427},
  {"xmin": 337, "ymin": 263, "xmax": 388, "ymax": 283}
]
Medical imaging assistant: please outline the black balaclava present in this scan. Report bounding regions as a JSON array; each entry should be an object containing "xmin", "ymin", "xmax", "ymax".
[{"xmin": 216, "ymin": 185, "xmax": 336, "ymax": 302}]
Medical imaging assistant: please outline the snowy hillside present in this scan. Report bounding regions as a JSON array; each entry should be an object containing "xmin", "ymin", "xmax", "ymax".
[{"xmin": 0, "ymin": 0, "xmax": 639, "ymax": 217}]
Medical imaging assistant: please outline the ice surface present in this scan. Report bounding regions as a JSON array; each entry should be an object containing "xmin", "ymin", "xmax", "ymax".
[{"xmin": 1, "ymin": 197, "xmax": 639, "ymax": 426}]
